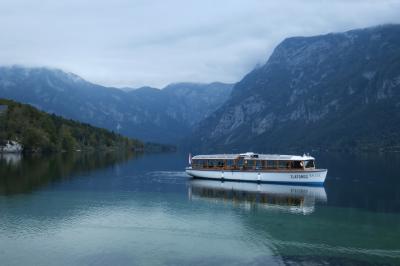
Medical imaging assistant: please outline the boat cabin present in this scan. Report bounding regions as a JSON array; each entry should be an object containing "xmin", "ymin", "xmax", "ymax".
[{"xmin": 191, "ymin": 152, "xmax": 315, "ymax": 171}]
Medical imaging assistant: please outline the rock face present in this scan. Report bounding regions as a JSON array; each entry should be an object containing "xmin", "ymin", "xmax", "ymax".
[
  {"xmin": 0, "ymin": 67, "xmax": 233, "ymax": 144},
  {"xmin": 189, "ymin": 25, "xmax": 400, "ymax": 152}
]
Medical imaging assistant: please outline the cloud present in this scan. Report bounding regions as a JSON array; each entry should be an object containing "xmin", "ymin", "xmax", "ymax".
[{"xmin": 1, "ymin": 0, "xmax": 400, "ymax": 88}]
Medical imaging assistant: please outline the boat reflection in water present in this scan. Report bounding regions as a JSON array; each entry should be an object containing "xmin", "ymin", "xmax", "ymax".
[
  {"xmin": 0, "ymin": 153, "xmax": 22, "ymax": 166},
  {"xmin": 188, "ymin": 180, "xmax": 327, "ymax": 214}
]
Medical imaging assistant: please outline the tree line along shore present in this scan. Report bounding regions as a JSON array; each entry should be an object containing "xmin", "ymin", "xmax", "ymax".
[{"xmin": 0, "ymin": 98, "xmax": 172, "ymax": 153}]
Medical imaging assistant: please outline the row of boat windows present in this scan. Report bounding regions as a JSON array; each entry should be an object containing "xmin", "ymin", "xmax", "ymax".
[{"xmin": 192, "ymin": 159, "xmax": 315, "ymax": 169}]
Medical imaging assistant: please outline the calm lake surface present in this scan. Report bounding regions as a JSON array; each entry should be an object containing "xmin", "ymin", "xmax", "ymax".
[{"xmin": 0, "ymin": 151, "xmax": 400, "ymax": 265}]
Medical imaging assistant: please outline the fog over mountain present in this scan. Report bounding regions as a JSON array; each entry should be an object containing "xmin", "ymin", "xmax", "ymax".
[
  {"xmin": 1, "ymin": 23, "xmax": 400, "ymax": 152},
  {"xmin": 1, "ymin": 0, "xmax": 400, "ymax": 88}
]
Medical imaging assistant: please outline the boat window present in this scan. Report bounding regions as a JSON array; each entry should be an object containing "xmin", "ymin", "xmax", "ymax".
[
  {"xmin": 266, "ymin": 160, "xmax": 276, "ymax": 169},
  {"xmin": 237, "ymin": 157, "xmax": 244, "ymax": 168},
  {"xmin": 291, "ymin": 161, "xmax": 303, "ymax": 169},
  {"xmin": 278, "ymin": 161, "xmax": 290, "ymax": 169},
  {"xmin": 256, "ymin": 160, "xmax": 262, "ymax": 170},
  {"xmin": 304, "ymin": 160, "xmax": 315, "ymax": 168},
  {"xmin": 208, "ymin": 160, "xmax": 215, "ymax": 168},
  {"xmin": 246, "ymin": 160, "xmax": 255, "ymax": 168},
  {"xmin": 226, "ymin": 160, "xmax": 234, "ymax": 167}
]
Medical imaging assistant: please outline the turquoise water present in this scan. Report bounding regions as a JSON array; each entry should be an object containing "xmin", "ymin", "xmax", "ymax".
[{"xmin": 0, "ymin": 152, "xmax": 400, "ymax": 265}]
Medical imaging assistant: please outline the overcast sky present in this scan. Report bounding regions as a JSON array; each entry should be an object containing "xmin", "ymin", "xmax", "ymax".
[{"xmin": 1, "ymin": 0, "xmax": 400, "ymax": 88}]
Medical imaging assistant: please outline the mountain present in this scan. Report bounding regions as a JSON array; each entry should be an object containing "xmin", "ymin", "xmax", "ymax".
[
  {"xmin": 189, "ymin": 24, "xmax": 400, "ymax": 153},
  {"xmin": 0, "ymin": 66, "xmax": 233, "ymax": 144},
  {"xmin": 0, "ymin": 98, "xmax": 144, "ymax": 153},
  {"xmin": 157, "ymin": 82, "xmax": 233, "ymax": 127}
]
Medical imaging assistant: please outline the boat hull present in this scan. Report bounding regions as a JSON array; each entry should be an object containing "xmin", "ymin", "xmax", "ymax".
[{"xmin": 185, "ymin": 168, "xmax": 327, "ymax": 185}]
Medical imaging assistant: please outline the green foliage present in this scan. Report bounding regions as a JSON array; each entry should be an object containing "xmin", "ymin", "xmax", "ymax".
[{"xmin": 0, "ymin": 98, "xmax": 145, "ymax": 153}]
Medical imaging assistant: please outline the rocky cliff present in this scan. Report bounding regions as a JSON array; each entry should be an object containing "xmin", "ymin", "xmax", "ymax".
[{"xmin": 189, "ymin": 25, "xmax": 400, "ymax": 152}]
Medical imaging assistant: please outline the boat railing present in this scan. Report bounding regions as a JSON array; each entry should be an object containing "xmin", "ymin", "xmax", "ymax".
[{"xmin": 191, "ymin": 165, "xmax": 315, "ymax": 171}]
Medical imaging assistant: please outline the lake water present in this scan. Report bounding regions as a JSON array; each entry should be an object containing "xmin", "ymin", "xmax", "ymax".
[{"xmin": 0, "ymin": 151, "xmax": 400, "ymax": 265}]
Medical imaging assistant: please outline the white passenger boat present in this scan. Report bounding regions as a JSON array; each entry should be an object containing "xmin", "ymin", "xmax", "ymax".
[{"xmin": 185, "ymin": 152, "xmax": 327, "ymax": 185}]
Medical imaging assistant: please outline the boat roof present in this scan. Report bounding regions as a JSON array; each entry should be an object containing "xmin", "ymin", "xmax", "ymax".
[{"xmin": 192, "ymin": 152, "xmax": 315, "ymax": 161}]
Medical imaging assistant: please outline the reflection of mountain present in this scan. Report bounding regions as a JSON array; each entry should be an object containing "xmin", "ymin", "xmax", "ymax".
[
  {"xmin": 0, "ymin": 151, "xmax": 139, "ymax": 195},
  {"xmin": 188, "ymin": 180, "xmax": 400, "ymax": 264},
  {"xmin": 1, "ymin": 153, "xmax": 399, "ymax": 265},
  {"xmin": 189, "ymin": 180, "xmax": 327, "ymax": 214},
  {"xmin": 318, "ymin": 152, "xmax": 400, "ymax": 213}
]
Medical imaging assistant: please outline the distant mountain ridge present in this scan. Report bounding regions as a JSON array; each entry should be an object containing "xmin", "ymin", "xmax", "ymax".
[
  {"xmin": 189, "ymin": 24, "xmax": 400, "ymax": 152},
  {"xmin": 0, "ymin": 66, "xmax": 233, "ymax": 144},
  {"xmin": 2, "ymin": 24, "xmax": 400, "ymax": 152}
]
